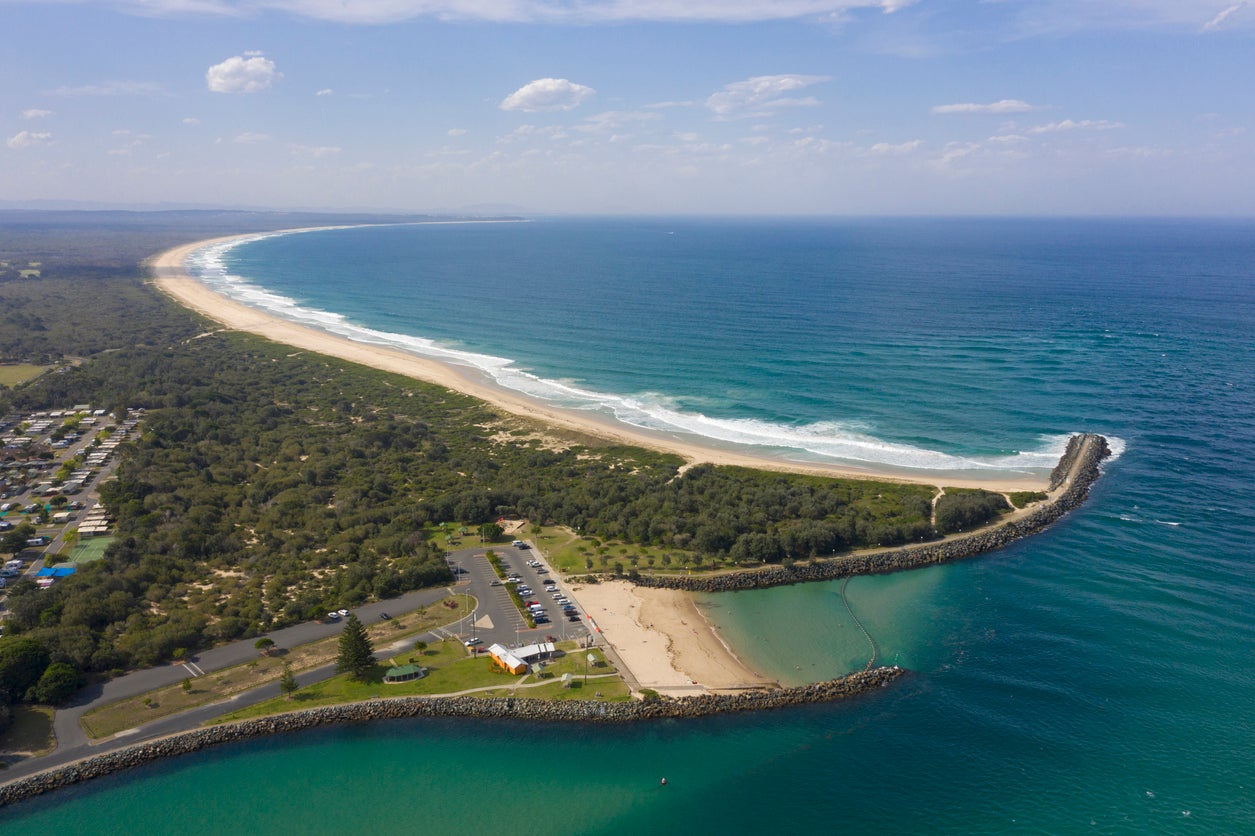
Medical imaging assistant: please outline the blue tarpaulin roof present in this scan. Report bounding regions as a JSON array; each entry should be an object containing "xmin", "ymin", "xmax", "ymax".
[{"xmin": 35, "ymin": 566, "xmax": 76, "ymax": 577}]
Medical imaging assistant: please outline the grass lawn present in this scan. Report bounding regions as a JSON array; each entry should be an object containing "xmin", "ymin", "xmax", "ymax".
[
  {"xmin": 0, "ymin": 364, "xmax": 49, "ymax": 387},
  {"xmin": 212, "ymin": 642, "xmax": 627, "ymax": 722},
  {"xmin": 0, "ymin": 706, "xmax": 56, "ymax": 764},
  {"xmin": 515, "ymin": 677, "xmax": 631, "ymax": 702},
  {"xmin": 80, "ymin": 594, "xmax": 473, "ymax": 739}
]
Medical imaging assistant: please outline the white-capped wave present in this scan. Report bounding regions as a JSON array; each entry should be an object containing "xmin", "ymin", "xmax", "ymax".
[{"xmin": 187, "ymin": 234, "xmax": 1125, "ymax": 477}]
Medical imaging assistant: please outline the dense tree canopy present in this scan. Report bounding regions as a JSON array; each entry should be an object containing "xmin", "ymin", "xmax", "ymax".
[{"xmin": 0, "ymin": 214, "xmax": 1009, "ymax": 701}]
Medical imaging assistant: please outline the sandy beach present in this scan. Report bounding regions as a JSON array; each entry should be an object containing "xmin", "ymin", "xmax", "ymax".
[
  {"xmin": 571, "ymin": 580, "xmax": 777, "ymax": 695},
  {"xmin": 146, "ymin": 226, "xmax": 1063, "ymax": 696},
  {"xmin": 148, "ymin": 228, "xmax": 1049, "ymax": 493}
]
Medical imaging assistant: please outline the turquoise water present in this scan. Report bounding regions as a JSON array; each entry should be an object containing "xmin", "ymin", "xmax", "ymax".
[{"xmin": 4, "ymin": 217, "xmax": 1253, "ymax": 832}]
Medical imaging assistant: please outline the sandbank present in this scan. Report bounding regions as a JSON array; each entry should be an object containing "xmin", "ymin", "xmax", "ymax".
[
  {"xmin": 148, "ymin": 227, "xmax": 1047, "ymax": 492},
  {"xmin": 571, "ymin": 580, "xmax": 777, "ymax": 695}
]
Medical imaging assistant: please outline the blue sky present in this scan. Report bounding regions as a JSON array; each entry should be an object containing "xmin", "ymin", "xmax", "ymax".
[{"xmin": 2, "ymin": 0, "xmax": 1253, "ymax": 215}]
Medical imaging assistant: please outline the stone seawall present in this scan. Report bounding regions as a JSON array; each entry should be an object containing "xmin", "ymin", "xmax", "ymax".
[
  {"xmin": 0, "ymin": 666, "xmax": 904, "ymax": 807},
  {"xmin": 634, "ymin": 433, "xmax": 1112, "ymax": 594}
]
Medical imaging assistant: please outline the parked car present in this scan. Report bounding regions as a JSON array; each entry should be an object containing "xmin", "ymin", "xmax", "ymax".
[
  {"xmin": 464, "ymin": 637, "xmax": 483, "ymax": 647},
  {"xmin": 326, "ymin": 612, "xmax": 341, "ymax": 621}
]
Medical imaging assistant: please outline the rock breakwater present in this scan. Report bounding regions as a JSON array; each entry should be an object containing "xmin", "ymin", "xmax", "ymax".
[
  {"xmin": 0, "ymin": 666, "xmax": 904, "ymax": 807},
  {"xmin": 634, "ymin": 433, "xmax": 1112, "ymax": 594}
]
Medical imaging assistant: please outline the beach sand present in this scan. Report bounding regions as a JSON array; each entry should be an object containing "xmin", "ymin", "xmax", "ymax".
[
  {"xmin": 571, "ymin": 580, "xmax": 777, "ymax": 695},
  {"xmin": 147, "ymin": 228, "xmax": 1056, "ymax": 694},
  {"xmin": 148, "ymin": 230, "xmax": 1048, "ymax": 493}
]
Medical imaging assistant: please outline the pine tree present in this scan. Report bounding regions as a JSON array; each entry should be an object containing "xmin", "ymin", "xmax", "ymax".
[
  {"xmin": 335, "ymin": 613, "xmax": 376, "ymax": 679},
  {"xmin": 279, "ymin": 661, "xmax": 299, "ymax": 699}
]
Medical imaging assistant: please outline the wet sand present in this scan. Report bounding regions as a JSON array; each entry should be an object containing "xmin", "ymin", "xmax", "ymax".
[{"xmin": 148, "ymin": 229, "xmax": 1049, "ymax": 493}]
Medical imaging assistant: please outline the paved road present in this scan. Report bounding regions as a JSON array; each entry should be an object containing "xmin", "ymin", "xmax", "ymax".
[
  {"xmin": 448, "ymin": 542, "xmax": 591, "ymax": 651},
  {"xmin": 0, "ymin": 540, "xmax": 596, "ymax": 786},
  {"xmin": 1, "ymin": 584, "xmax": 456, "ymax": 783}
]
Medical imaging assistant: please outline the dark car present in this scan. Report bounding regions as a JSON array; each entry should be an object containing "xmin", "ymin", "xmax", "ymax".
[{"xmin": 379, "ymin": 612, "xmax": 391, "ymax": 620}]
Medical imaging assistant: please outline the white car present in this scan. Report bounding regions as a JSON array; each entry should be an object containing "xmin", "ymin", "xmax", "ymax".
[
  {"xmin": 337, "ymin": 608, "xmax": 350, "ymax": 617},
  {"xmin": 326, "ymin": 612, "xmax": 341, "ymax": 621},
  {"xmin": 464, "ymin": 637, "xmax": 483, "ymax": 647}
]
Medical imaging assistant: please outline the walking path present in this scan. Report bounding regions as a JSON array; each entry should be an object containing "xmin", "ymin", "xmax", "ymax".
[{"xmin": 2, "ymin": 586, "xmax": 453, "ymax": 783}]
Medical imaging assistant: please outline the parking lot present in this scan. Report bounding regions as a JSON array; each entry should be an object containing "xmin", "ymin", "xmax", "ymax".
[{"xmin": 442, "ymin": 541, "xmax": 592, "ymax": 653}]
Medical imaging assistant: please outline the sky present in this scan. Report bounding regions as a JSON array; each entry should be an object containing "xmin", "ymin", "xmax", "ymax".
[{"xmin": 2, "ymin": 0, "xmax": 1253, "ymax": 215}]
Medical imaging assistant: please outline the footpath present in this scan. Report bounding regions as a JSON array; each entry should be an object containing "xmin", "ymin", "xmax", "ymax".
[{"xmin": 1, "ymin": 585, "xmax": 454, "ymax": 784}]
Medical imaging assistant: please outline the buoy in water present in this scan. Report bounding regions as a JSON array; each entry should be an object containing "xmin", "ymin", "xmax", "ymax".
[{"xmin": 660, "ymin": 778, "xmax": 667, "ymax": 786}]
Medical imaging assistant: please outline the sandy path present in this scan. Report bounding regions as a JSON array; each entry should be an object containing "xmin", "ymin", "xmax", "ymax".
[
  {"xmin": 147, "ymin": 229, "xmax": 1048, "ymax": 493},
  {"xmin": 572, "ymin": 580, "xmax": 776, "ymax": 695}
]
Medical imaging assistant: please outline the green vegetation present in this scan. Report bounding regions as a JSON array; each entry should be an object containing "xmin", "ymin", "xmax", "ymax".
[
  {"xmin": 0, "ymin": 706, "xmax": 55, "ymax": 761},
  {"xmin": 213, "ymin": 642, "xmax": 625, "ymax": 722},
  {"xmin": 0, "ymin": 364, "xmax": 48, "ymax": 387},
  {"xmin": 78, "ymin": 597, "xmax": 467, "ymax": 738},
  {"xmin": 0, "ymin": 212, "xmax": 1018, "ymax": 718},
  {"xmin": 279, "ymin": 662, "xmax": 298, "ymax": 700},
  {"xmin": 934, "ymin": 488, "xmax": 1013, "ymax": 535},
  {"xmin": 1009, "ymin": 490, "xmax": 1049, "ymax": 509},
  {"xmin": 335, "ymin": 613, "xmax": 376, "ymax": 679}
]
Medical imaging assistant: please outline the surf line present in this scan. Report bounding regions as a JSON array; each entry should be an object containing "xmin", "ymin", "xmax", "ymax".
[{"xmin": 841, "ymin": 577, "xmax": 879, "ymax": 671}]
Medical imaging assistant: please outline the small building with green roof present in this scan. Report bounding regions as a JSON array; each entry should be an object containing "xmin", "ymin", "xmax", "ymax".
[{"xmin": 383, "ymin": 664, "xmax": 427, "ymax": 683}]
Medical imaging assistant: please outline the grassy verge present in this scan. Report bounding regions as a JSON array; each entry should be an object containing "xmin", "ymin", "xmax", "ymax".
[
  {"xmin": 80, "ymin": 594, "xmax": 473, "ymax": 740},
  {"xmin": 0, "ymin": 706, "xmax": 56, "ymax": 765},
  {"xmin": 0, "ymin": 364, "xmax": 50, "ymax": 387},
  {"xmin": 211, "ymin": 643, "xmax": 624, "ymax": 722}
]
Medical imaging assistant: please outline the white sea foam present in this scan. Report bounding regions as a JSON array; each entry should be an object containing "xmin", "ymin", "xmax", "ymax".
[{"xmin": 187, "ymin": 235, "xmax": 1125, "ymax": 477}]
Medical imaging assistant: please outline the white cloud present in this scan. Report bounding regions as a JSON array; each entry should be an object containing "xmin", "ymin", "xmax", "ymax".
[
  {"xmin": 932, "ymin": 99, "xmax": 1041, "ymax": 115},
  {"xmin": 182, "ymin": 117, "xmax": 201, "ymax": 125},
  {"xmin": 316, "ymin": 88, "xmax": 334, "ymax": 96},
  {"xmin": 577, "ymin": 110, "xmax": 662, "ymax": 132},
  {"xmin": 447, "ymin": 128, "xmax": 468, "ymax": 136},
  {"xmin": 1028, "ymin": 119, "xmax": 1124, "ymax": 133},
  {"xmin": 291, "ymin": 144, "xmax": 342, "ymax": 158},
  {"xmin": 500, "ymin": 78, "xmax": 595, "ymax": 112},
  {"xmin": 22, "ymin": 108, "xmax": 53, "ymax": 119},
  {"xmin": 51, "ymin": 80, "xmax": 164, "ymax": 97},
  {"xmin": 706, "ymin": 74, "xmax": 830, "ymax": 118},
  {"xmin": 1202, "ymin": 2, "xmax": 1248, "ymax": 31},
  {"xmin": 207, "ymin": 54, "xmax": 282, "ymax": 94},
  {"xmin": 868, "ymin": 139, "xmax": 923, "ymax": 154},
  {"xmin": 7, "ymin": 131, "xmax": 53, "ymax": 149},
  {"xmin": 232, "ymin": 132, "xmax": 272, "ymax": 143}
]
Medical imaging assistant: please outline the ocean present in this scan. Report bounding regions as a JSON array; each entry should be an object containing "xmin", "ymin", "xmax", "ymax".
[{"xmin": 3, "ymin": 217, "xmax": 1253, "ymax": 833}]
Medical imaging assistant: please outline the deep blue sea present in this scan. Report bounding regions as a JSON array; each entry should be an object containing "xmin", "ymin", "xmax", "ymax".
[{"xmin": 4, "ymin": 217, "xmax": 1254, "ymax": 833}]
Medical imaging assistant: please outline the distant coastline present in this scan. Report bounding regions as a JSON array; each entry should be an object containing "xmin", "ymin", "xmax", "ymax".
[{"xmin": 149, "ymin": 228, "xmax": 1050, "ymax": 493}]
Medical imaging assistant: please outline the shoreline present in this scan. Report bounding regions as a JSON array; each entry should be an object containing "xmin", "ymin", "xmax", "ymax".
[
  {"xmin": 0, "ymin": 667, "xmax": 906, "ymax": 808},
  {"xmin": 148, "ymin": 228, "xmax": 1050, "ymax": 493},
  {"xmin": 573, "ymin": 580, "xmax": 778, "ymax": 695}
]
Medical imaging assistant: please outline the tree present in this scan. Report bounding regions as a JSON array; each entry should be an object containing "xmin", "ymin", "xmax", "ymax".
[
  {"xmin": 32, "ymin": 662, "xmax": 86, "ymax": 705},
  {"xmin": 279, "ymin": 662, "xmax": 298, "ymax": 699},
  {"xmin": 2, "ymin": 523, "xmax": 36, "ymax": 556},
  {"xmin": 334, "ymin": 613, "xmax": 375, "ymax": 680},
  {"xmin": 254, "ymin": 637, "xmax": 276, "ymax": 656},
  {"xmin": 0, "ymin": 637, "xmax": 50, "ymax": 703}
]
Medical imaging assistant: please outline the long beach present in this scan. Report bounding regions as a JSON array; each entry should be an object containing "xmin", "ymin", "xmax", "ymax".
[{"xmin": 148, "ymin": 229, "xmax": 1049, "ymax": 493}]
